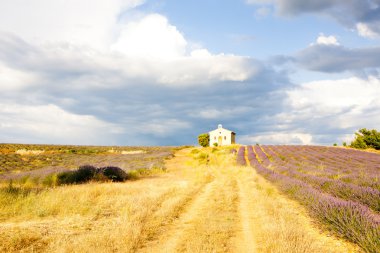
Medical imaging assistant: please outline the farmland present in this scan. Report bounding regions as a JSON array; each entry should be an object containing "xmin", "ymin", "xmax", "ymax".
[
  {"xmin": 0, "ymin": 144, "xmax": 175, "ymax": 186},
  {"xmin": 240, "ymin": 145, "xmax": 380, "ymax": 253},
  {"xmin": 0, "ymin": 144, "xmax": 364, "ymax": 252}
]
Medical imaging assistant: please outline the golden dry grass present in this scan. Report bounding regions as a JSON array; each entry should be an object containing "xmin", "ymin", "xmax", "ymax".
[{"xmin": 0, "ymin": 146, "xmax": 362, "ymax": 252}]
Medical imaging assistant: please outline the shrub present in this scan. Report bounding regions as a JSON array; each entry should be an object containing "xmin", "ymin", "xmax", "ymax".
[
  {"xmin": 42, "ymin": 174, "xmax": 58, "ymax": 187},
  {"xmin": 350, "ymin": 128, "xmax": 380, "ymax": 150},
  {"xmin": 57, "ymin": 165, "xmax": 97, "ymax": 185},
  {"xmin": 198, "ymin": 133, "xmax": 210, "ymax": 147},
  {"xmin": 76, "ymin": 165, "xmax": 97, "ymax": 182},
  {"xmin": 127, "ymin": 170, "xmax": 140, "ymax": 180},
  {"xmin": 196, "ymin": 152, "xmax": 209, "ymax": 164},
  {"xmin": 98, "ymin": 166, "xmax": 128, "ymax": 182},
  {"xmin": 191, "ymin": 149, "xmax": 200, "ymax": 154}
]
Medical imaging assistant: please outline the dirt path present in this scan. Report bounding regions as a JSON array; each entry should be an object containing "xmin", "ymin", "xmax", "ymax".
[
  {"xmin": 138, "ymin": 149, "xmax": 238, "ymax": 252},
  {"xmin": 138, "ymin": 179, "xmax": 218, "ymax": 252},
  {"xmin": 138, "ymin": 147, "xmax": 361, "ymax": 253},
  {"xmin": 234, "ymin": 177, "xmax": 257, "ymax": 253}
]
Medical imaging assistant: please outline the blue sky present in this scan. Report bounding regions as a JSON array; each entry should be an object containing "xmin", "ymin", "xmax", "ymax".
[{"xmin": 0, "ymin": 0, "xmax": 380, "ymax": 146}]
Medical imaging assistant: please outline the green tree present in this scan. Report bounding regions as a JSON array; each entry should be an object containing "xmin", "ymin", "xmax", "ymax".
[
  {"xmin": 198, "ymin": 133, "xmax": 210, "ymax": 147},
  {"xmin": 350, "ymin": 128, "xmax": 380, "ymax": 150}
]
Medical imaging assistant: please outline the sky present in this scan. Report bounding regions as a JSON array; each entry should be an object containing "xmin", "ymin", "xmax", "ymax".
[{"xmin": 0, "ymin": 0, "xmax": 380, "ymax": 146}]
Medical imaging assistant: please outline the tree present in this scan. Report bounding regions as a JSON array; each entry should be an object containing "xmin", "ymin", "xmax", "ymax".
[
  {"xmin": 350, "ymin": 128, "xmax": 380, "ymax": 150},
  {"xmin": 198, "ymin": 133, "xmax": 210, "ymax": 147}
]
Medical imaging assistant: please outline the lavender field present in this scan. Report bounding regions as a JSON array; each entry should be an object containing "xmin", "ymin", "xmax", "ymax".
[
  {"xmin": 238, "ymin": 145, "xmax": 380, "ymax": 253},
  {"xmin": 0, "ymin": 144, "xmax": 176, "ymax": 184}
]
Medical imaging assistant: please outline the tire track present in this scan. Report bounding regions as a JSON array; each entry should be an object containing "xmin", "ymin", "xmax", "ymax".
[
  {"xmin": 234, "ymin": 175, "xmax": 257, "ymax": 253},
  {"xmin": 137, "ymin": 178, "xmax": 219, "ymax": 253}
]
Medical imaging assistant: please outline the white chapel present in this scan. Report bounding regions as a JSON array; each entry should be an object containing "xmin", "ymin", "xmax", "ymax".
[{"xmin": 209, "ymin": 124, "xmax": 236, "ymax": 147}]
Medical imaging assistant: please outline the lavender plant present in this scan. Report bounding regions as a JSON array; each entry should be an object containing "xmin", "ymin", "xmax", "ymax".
[{"xmin": 249, "ymin": 145, "xmax": 380, "ymax": 253}]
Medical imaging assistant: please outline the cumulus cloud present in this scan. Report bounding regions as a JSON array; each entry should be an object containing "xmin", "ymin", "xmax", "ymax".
[
  {"xmin": 4, "ymin": 0, "xmax": 376, "ymax": 147},
  {"xmin": 296, "ymin": 42, "xmax": 380, "ymax": 73},
  {"xmin": 0, "ymin": 103, "xmax": 123, "ymax": 144},
  {"xmin": 0, "ymin": 12, "xmax": 256, "ymax": 88},
  {"xmin": 287, "ymin": 76, "xmax": 380, "ymax": 113},
  {"xmin": 110, "ymin": 14, "xmax": 255, "ymax": 86},
  {"xmin": 240, "ymin": 132, "xmax": 313, "ymax": 145},
  {"xmin": 356, "ymin": 23, "xmax": 378, "ymax": 38},
  {"xmin": 111, "ymin": 14, "xmax": 187, "ymax": 59},
  {"xmin": 190, "ymin": 107, "xmax": 252, "ymax": 120},
  {"xmin": 234, "ymin": 75, "xmax": 380, "ymax": 146},
  {"xmin": 0, "ymin": 1, "xmax": 288, "ymax": 145},
  {"xmin": 315, "ymin": 34, "xmax": 340, "ymax": 46},
  {"xmin": 280, "ymin": 76, "xmax": 380, "ymax": 144},
  {"xmin": 245, "ymin": 0, "xmax": 380, "ymax": 37},
  {"xmin": 0, "ymin": 0, "xmax": 144, "ymax": 49},
  {"xmin": 0, "ymin": 62, "xmax": 39, "ymax": 92}
]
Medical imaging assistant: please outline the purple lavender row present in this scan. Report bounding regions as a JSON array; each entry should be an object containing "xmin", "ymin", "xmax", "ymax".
[
  {"xmin": 253, "ymin": 145, "xmax": 271, "ymax": 166},
  {"xmin": 267, "ymin": 146, "xmax": 360, "ymax": 178},
  {"xmin": 281, "ymin": 146, "xmax": 380, "ymax": 175},
  {"xmin": 263, "ymin": 146, "xmax": 380, "ymax": 211},
  {"xmin": 247, "ymin": 146, "xmax": 260, "ymax": 167},
  {"xmin": 236, "ymin": 146, "xmax": 247, "ymax": 166},
  {"xmin": 267, "ymin": 146, "xmax": 380, "ymax": 190},
  {"xmin": 299, "ymin": 148, "xmax": 380, "ymax": 190},
  {"xmin": 248, "ymin": 152, "xmax": 380, "ymax": 253},
  {"xmin": 266, "ymin": 158, "xmax": 380, "ymax": 213}
]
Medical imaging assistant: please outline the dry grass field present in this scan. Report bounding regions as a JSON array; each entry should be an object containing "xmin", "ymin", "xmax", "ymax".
[{"xmin": 0, "ymin": 146, "xmax": 362, "ymax": 252}]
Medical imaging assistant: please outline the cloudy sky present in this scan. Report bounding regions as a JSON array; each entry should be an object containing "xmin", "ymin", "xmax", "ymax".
[{"xmin": 1, "ymin": 0, "xmax": 380, "ymax": 146}]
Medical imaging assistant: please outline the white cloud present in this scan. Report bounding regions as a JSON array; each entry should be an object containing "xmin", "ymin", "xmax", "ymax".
[
  {"xmin": 245, "ymin": 0, "xmax": 380, "ymax": 37},
  {"xmin": 296, "ymin": 41, "xmax": 380, "ymax": 72},
  {"xmin": 287, "ymin": 76, "xmax": 380, "ymax": 111},
  {"xmin": 0, "ymin": 2, "xmax": 265, "ymax": 145},
  {"xmin": 315, "ymin": 34, "xmax": 339, "ymax": 46},
  {"xmin": 155, "ymin": 53, "xmax": 254, "ymax": 85},
  {"xmin": 240, "ymin": 133, "xmax": 313, "ymax": 145},
  {"xmin": 0, "ymin": 0, "xmax": 144, "ymax": 49},
  {"xmin": 286, "ymin": 76, "xmax": 380, "ymax": 129},
  {"xmin": 110, "ymin": 14, "xmax": 255, "ymax": 86},
  {"xmin": 255, "ymin": 7, "xmax": 272, "ymax": 18},
  {"xmin": 136, "ymin": 119, "xmax": 191, "ymax": 137},
  {"xmin": 112, "ymin": 14, "xmax": 187, "ymax": 59},
  {"xmin": 0, "ymin": 8, "xmax": 256, "ymax": 88},
  {"xmin": 356, "ymin": 23, "xmax": 378, "ymax": 38},
  {"xmin": 0, "ymin": 63, "xmax": 39, "ymax": 91},
  {"xmin": 192, "ymin": 107, "xmax": 251, "ymax": 119},
  {"xmin": 0, "ymin": 103, "xmax": 123, "ymax": 144}
]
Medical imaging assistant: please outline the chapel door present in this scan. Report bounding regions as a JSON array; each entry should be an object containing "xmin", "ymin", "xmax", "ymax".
[{"xmin": 218, "ymin": 136, "xmax": 222, "ymax": 146}]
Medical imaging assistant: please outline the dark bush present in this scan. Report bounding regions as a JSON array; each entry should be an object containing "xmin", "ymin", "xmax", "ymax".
[
  {"xmin": 56, "ymin": 165, "xmax": 129, "ymax": 185},
  {"xmin": 57, "ymin": 165, "xmax": 97, "ymax": 185},
  {"xmin": 98, "ymin": 166, "xmax": 128, "ymax": 182},
  {"xmin": 57, "ymin": 171, "xmax": 76, "ymax": 185}
]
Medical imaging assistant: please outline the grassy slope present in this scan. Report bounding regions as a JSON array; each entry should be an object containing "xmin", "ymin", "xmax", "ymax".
[{"xmin": 0, "ymin": 147, "xmax": 361, "ymax": 252}]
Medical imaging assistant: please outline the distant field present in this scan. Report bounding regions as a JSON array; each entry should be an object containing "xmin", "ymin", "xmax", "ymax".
[
  {"xmin": 0, "ymin": 144, "xmax": 176, "ymax": 183},
  {"xmin": 0, "ymin": 145, "xmax": 362, "ymax": 253},
  {"xmin": 241, "ymin": 145, "xmax": 380, "ymax": 253}
]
